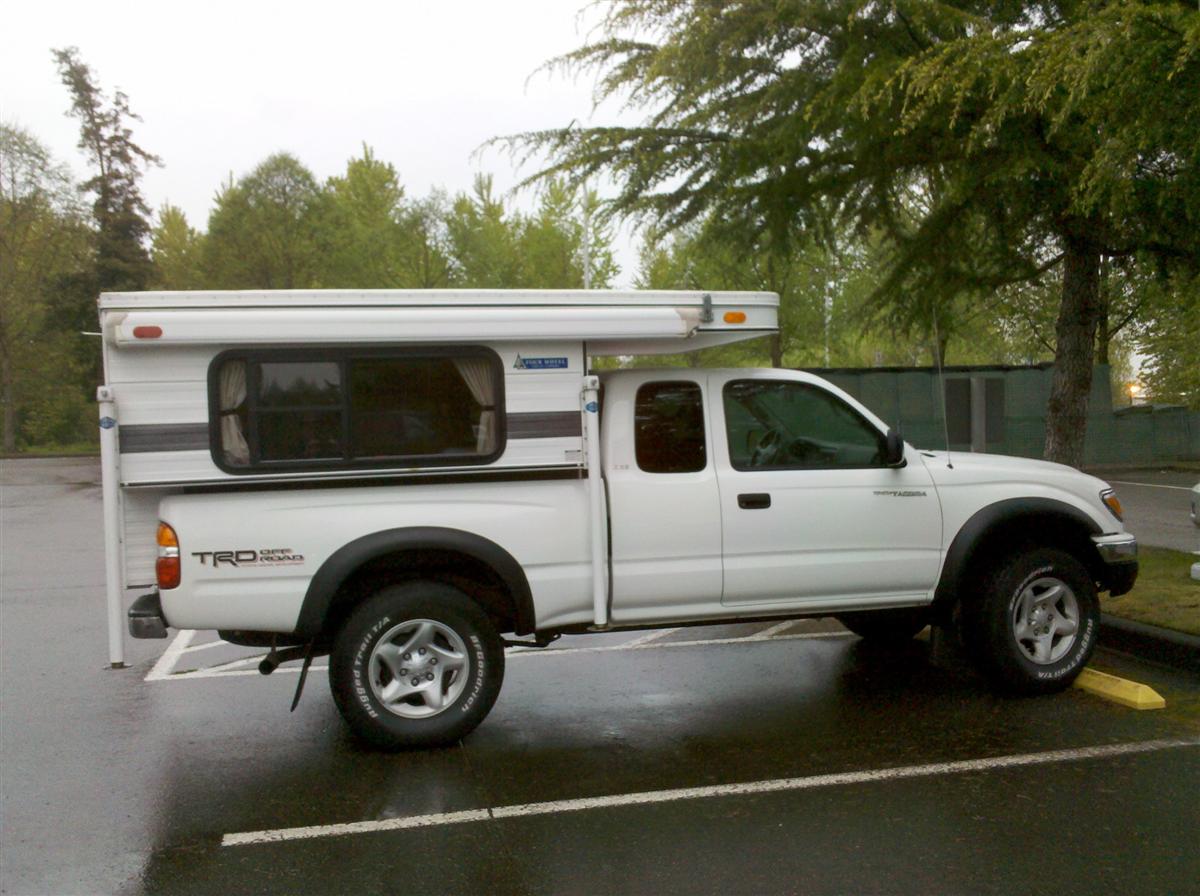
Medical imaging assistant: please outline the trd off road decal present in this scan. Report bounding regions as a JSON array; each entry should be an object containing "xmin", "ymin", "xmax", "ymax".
[{"xmin": 191, "ymin": 548, "xmax": 304, "ymax": 568}]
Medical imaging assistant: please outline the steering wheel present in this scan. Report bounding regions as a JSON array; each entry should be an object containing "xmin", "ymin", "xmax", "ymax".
[
  {"xmin": 750, "ymin": 428, "xmax": 784, "ymax": 466},
  {"xmin": 787, "ymin": 437, "xmax": 823, "ymax": 464}
]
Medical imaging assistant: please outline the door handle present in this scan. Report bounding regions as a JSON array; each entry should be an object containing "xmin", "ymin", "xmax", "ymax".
[{"xmin": 738, "ymin": 493, "xmax": 771, "ymax": 510}]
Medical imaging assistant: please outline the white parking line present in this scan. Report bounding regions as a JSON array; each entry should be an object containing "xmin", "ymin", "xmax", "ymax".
[
  {"xmin": 1106, "ymin": 480, "xmax": 1193, "ymax": 491},
  {"xmin": 145, "ymin": 629, "xmax": 195, "ymax": 681},
  {"xmin": 146, "ymin": 628, "xmax": 855, "ymax": 681},
  {"xmin": 221, "ymin": 737, "xmax": 1200, "ymax": 847},
  {"xmin": 615, "ymin": 627, "xmax": 681, "ymax": 649}
]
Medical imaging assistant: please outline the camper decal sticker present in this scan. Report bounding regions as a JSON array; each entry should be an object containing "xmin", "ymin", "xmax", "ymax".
[
  {"xmin": 192, "ymin": 548, "xmax": 304, "ymax": 568},
  {"xmin": 514, "ymin": 355, "xmax": 568, "ymax": 370}
]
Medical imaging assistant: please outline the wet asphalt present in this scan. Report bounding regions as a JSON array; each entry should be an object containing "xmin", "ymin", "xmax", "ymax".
[{"xmin": 2, "ymin": 458, "xmax": 1198, "ymax": 896}]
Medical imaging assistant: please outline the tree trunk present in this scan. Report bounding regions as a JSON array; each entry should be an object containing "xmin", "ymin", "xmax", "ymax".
[
  {"xmin": 1, "ymin": 350, "xmax": 15, "ymax": 453},
  {"xmin": 931, "ymin": 330, "xmax": 949, "ymax": 368},
  {"xmin": 770, "ymin": 332, "xmax": 783, "ymax": 369},
  {"xmin": 1044, "ymin": 238, "xmax": 1102, "ymax": 467},
  {"xmin": 1095, "ymin": 257, "xmax": 1110, "ymax": 366}
]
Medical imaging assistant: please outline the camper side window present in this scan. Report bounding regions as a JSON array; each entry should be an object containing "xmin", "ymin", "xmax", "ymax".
[{"xmin": 211, "ymin": 349, "xmax": 503, "ymax": 472}]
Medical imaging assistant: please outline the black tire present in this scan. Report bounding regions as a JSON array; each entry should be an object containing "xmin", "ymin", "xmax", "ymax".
[
  {"xmin": 962, "ymin": 547, "xmax": 1098, "ymax": 695},
  {"xmin": 329, "ymin": 581, "xmax": 505, "ymax": 749},
  {"xmin": 836, "ymin": 607, "xmax": 930, "ymax": 644}
]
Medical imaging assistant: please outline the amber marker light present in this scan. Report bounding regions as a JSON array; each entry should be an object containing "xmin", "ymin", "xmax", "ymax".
[
  {"xmin": 156, "ymin": 521, "xmax": 181, "ymax": 589},
  {"xmin": 1101, "ymin": 490, "xmax": 1124, "ymax": 522},
  {"xmin": 723, "ymin": 311, "xmax": 747, "ymax": 324}
]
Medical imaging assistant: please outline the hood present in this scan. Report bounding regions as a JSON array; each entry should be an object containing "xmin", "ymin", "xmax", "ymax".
[{"xmin": 917, "ymin": 449, "xmax": 1111, "ymax": 494}]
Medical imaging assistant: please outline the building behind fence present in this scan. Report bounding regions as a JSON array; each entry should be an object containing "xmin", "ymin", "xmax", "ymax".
[{"xmin": 808, "ymin": 363, "xmax": 1200, "ymax": 466}]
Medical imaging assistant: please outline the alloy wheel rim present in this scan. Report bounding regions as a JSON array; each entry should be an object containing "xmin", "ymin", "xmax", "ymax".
[
  {"xmin": 1011, "ymin": 576, "xmax": 1080, "ymax": 665},
  {"xmin": 368, "ymin": 618, "xmax": 470, "ymax": 718}
]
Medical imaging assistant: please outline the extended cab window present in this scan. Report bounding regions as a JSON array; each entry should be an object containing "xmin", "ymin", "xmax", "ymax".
[
  {"xmin": 724, "ymin": 380, "xmax": 885, "ymax": 470},
  {"xmin": 635, "ymin": 381, "xmax": 706, "ymax": 473},
  {"xmin": 212, "ymin": 349, "xmax": 502, "ymax": 471}
]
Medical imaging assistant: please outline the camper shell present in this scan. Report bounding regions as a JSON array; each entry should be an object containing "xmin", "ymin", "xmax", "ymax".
[{"xmin": 98, "ymin": 289, "xmax": 776, "ymax": 642}]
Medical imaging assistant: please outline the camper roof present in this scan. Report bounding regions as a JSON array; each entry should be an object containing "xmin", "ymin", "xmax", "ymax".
[{"xmin": 99, "ymin": 289, "xmax": 778, "ymax": 355}]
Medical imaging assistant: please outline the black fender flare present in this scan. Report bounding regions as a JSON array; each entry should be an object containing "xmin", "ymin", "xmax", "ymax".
[
  {"xmin": 294, "ymin": 527, "xmax": 535, "ymax": 637},
  {"xmin": 931, "ymin": 498, "xmax": 1102, "ymax": 619}
]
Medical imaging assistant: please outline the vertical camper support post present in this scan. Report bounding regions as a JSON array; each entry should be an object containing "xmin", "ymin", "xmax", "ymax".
[
  {"xmin": 97, "ymin": 386, "xmax": 126, "ymax": 667},
  {"xmin": 582, "ymin": 375, "xmax": 609, "ymax": 628}
]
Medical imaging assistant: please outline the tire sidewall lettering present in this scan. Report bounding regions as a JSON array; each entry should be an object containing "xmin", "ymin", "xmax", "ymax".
[
  {"xmin": 351, "ymin": 615, "xmax": 391, "ymax": 719},
  {"xmin": 460, "ymin": 634, "xmax": 485, "ymax": 713}
]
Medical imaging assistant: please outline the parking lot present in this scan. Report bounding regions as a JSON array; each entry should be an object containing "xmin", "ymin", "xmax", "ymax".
[{"xmin": 2, "ymin": 458, "xmax": 1198, "ymax": 895}]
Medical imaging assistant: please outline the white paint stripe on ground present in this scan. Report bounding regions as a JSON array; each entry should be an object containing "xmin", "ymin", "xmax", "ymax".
[
  {"xmin": 618, "ymin": 627, "xmax": 682, "ymax": 648},
  {"xmin": 1107, "ymin": 480, "xmax": 1193, "ymax": 491},
  {"xmin": 149, "ymin": 630, "xmax": 855, "ymax": 681},
  {"xmin": 223, "ymin": 809, "xmax": 492, "ymax": 846},
  {"xmin": 144, "ymin": 629, "xmax": 195, "ymax": 681},
  {"xmin": 222, "ymin": 737, "xmax": 1200, "ymax": 847},
  {"xmin": 178, "ymin": 638, "xmax": 233, "ymax": 655},
  {"xmin": 746, "ymin": 621, "xmax": 795, "ymax": 639}
]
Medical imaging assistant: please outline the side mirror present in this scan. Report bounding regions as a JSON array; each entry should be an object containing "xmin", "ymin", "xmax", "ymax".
[{"xmin": 884, "ymin": 428, "xmax": 906, "ymax": 467}]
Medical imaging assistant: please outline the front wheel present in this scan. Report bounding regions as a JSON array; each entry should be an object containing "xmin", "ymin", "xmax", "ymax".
[
  {"xmin": 963, "ymin": 548, "xmax": 1098, "ymax": 695},
  {"xmin": 329, "ymin": 581, "xmax": 505, "ymax": 749}
]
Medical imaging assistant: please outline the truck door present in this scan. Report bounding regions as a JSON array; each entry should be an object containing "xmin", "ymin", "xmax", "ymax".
[
  {"xmin": 712, "ymin": 371, "xmax": 942, "ymax": 610},
  {"xmin": 603, "ymin": 373, "xmax": 724, "ymax": 623}
]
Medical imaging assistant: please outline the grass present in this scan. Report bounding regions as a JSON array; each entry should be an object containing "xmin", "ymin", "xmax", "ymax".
[
  {"xmin": 2, "ymin": 442, "xmax": 98, "ymax": 458},
  {"xmin": 1101, "ymin": 547, "xmax": 1200, "ymax": 635}
]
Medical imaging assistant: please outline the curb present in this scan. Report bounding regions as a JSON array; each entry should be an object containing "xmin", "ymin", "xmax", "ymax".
[{"xmin": 1100, "ymin": 614, "xmax": 1200, "ymax": 673}]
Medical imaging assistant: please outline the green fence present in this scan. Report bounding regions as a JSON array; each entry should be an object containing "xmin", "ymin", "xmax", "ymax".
[{"xmin": 807, "ymin": 363, "xmax": 1199, "ymax": 465}]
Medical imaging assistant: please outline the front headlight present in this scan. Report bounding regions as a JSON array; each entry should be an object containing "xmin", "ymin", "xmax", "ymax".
[{"xmin": 1100, "ymin": 488, "xmax": 1124, "ymax": 522}]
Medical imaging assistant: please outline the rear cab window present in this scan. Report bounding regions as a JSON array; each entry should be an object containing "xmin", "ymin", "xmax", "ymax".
[{"xmin": 634, "ymin": 381, "xmax": 706, "ymax": 473}]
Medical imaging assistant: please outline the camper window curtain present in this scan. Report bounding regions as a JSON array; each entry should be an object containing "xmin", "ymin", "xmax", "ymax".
[
  {"xmin": 452, "ymin": 358, "xmax": 497, "ymax": 453},
  {"xmin": 219, "ymin": 360, "xmax": 250, "ymax": 465}
]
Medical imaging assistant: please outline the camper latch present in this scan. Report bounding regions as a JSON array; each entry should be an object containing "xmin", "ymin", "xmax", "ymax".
[{"xmin": 700, "ymin": 293, "xmax": 714, "ymax": 323}]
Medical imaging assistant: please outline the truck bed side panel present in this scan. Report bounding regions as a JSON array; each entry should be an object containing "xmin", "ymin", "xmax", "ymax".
[{"xmin": 156, "ymin": 479, "xmax": 593, "ymax": 633}]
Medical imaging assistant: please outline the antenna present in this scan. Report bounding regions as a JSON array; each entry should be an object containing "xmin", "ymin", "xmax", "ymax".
[{"xmin": 932, "ymin": 301, "xmax": 953, "ymax": 469}]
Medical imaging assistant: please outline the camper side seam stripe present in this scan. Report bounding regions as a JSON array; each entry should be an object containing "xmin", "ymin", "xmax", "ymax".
[
  {"xmin": 119, "ymin": 414, "xmax": 581, "ymax": 454},
  {"xmin": 507, "ymin": 411, "xmax": 581, "ymax": 439},
  {"xmin": 120, "ymin": 423, "xmax": 210, "ymax": 453}
]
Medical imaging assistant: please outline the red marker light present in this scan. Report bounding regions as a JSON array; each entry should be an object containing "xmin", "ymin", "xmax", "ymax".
[{"xmin": 133, "ymin": 326, "xmax": 163, "ymax": 339}]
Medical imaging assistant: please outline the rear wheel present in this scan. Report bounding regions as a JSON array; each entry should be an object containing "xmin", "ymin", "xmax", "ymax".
[
  {"xmin": 962, "ymin": 548, "xmax": 1098, "ymax": 694},
  {"xmin": 329, "ymin": 581, "xmax": 504, "ymax": 749},
  {"xmin": 836, "ymin": 607, "xmax": 930, "ymax": 644}
]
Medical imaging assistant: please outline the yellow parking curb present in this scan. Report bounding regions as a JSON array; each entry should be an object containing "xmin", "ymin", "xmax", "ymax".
[{"xmin": 1074, "ymin": 668, "xmax": 1166, "ymax": 710}]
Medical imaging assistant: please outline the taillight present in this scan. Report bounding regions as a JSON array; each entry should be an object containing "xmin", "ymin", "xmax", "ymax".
[{"xmin": 156, "ymin": 522, "xmax": 181, "ymax": 589}]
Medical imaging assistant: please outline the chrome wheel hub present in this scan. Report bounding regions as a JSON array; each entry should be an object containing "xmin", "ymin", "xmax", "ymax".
[
  {"xmin": 368, "ymin": 619, "xmax": 469, "ymax": 718},
  {"xmin": 1012, "ymin": 576, "xmax": 1080, "ymax": 665}
]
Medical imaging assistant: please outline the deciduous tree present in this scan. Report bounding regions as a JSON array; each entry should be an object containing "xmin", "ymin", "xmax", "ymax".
[
  {"xmin": 204, "ymin": 154, "xmax": 328, "ymax": 289},
  {"xmin": 0, "ymin": 124, "xmax": 92, "ymax": 450}
]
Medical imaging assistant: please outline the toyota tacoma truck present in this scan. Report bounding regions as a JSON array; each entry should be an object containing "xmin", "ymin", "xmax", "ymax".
[{"xmin": 98, "ymin": 289, "xmax": 1138, "ymax": 748}]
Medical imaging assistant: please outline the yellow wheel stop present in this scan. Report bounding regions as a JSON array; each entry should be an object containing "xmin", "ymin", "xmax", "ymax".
[{"xmin": 1074, "ymin": 667, "xmax": 1166, "ymax": 710}]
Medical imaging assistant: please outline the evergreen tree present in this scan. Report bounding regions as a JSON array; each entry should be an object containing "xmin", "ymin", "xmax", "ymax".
[
  {"xmin": 508, "ymin": 0, "xmax": 1200, "ymax": 466},
  {"xmin": 53, "ymin": 47, "xmax": 159, "ymax": 292}
]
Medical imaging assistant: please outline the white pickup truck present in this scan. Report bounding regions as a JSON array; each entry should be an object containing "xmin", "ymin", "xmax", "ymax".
[{"xmin": 99, "ymin": 289, "xmax": 1138, "ymax": 748}]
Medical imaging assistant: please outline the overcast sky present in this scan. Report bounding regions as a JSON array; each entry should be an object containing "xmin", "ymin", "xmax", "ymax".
[{"xmin": 4, "ymin": 0, "xmax": 643, "ymax": 283}]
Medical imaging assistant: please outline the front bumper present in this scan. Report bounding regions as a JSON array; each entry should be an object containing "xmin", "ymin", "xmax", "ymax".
[
  {"xmin": 128, "ymin": 591, "xmax": 170, "ymax": 639},
  {"xmin": 1092, "ymin": 534, "xmax": 1138, "ymax": 597}
]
